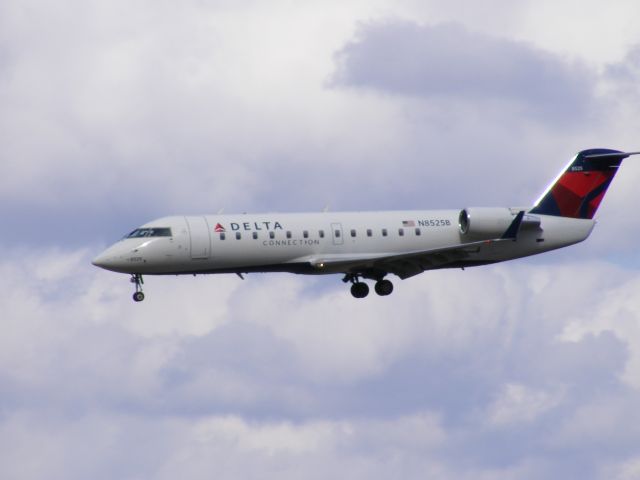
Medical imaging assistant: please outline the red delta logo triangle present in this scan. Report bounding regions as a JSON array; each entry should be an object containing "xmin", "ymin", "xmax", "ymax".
[{"xmin": 214, "ymin": 223, "xmax": 225, "ymax": 232}]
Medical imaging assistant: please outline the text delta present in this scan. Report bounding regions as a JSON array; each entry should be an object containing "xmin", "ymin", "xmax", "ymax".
[{"xmin": 230, "ymin": 221, "xmax": 284, "ymax": 231}]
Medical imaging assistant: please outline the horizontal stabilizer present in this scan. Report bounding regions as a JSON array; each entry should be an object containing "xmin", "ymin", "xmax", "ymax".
[{"xmin": 583, "ymin": 151, "xmax": 640, "ymax": 160}]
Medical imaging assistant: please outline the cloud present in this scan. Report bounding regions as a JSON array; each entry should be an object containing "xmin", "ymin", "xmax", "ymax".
[
  {"xmin": 2, "ymin": 248, "xmax": 640, "ymax": 478},
  {"xmin": 1, "ymin": 1, "xmax": 638, "ymax": 253},
  {"xmin": 331, "ymin": 20, "xmax": 596, "ymax": 121},
  {"xmin": 487, "ymin": 383, "xmax": 564, "ymax": 427},
  {"xmin": 0, "ymin": 0, "xmax": 370, "ymax": 245},
  {"xmin": 2, "ymin": 1, "xmax": 640, "ymax": 478}
]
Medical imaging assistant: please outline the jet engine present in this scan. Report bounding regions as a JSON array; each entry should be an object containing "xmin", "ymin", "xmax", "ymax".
[{"xmin": 458, "ymin": 208, "xmax": 518, "ymax": 238}]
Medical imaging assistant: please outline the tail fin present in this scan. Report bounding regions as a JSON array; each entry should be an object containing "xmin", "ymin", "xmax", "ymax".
[{"xmin": 529, "ymin": 148, "xmax": 639, "ymax": 219}]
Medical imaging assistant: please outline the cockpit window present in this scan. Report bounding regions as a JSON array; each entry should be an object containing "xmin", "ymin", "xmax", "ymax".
[{"xmin": 126, "ymin": 227, "xmax": 172, "ymax": 238}]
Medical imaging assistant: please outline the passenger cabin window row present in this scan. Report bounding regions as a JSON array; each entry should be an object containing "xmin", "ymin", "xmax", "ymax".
[{"xmin": 216, "ymin": 227, "xmax": 425, "ymax": 240}]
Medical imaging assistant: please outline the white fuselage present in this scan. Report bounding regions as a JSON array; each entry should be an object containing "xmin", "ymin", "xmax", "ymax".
[{"xmin": 92, "ymin": 209, "xmax": 595, "ymax": 276}]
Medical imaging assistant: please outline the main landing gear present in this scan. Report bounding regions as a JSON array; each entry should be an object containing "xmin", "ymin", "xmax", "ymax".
[
  {"xmin": 344, "ymin": 274, "xmax": 394, "ymax": 298},
  {"xmin": 350, "ymin": 281, "xmax": 369, "ymax": 298},
  {"xmin": 374, "ymin": 279, "xmax": 394, "ymax": 296},
  {"xmin": 131, "ymin": 274, "xmax": 145, "ymax": 302}
]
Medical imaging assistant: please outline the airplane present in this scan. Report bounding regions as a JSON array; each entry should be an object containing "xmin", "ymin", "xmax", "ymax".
[{"xmin": 93, "ymin": 148, "xmax": 638, "ymax": 301}]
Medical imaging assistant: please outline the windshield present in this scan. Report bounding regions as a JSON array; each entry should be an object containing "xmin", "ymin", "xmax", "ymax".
[{"xmin": 126, "ymin": 227, "xmax": 172, "ymax": 238}]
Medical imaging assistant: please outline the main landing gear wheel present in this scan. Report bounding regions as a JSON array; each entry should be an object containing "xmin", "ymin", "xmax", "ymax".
[
  {"xmin": 374, "ymin": 279, "xmax": 394, "ymax": 296},
  {"xmin": 350, "ymin": 282, "xmax": 370, "ymax": 299},
  {"xmin": 131, "ymin": 274, "xmax": 145, "ymax": 302}
]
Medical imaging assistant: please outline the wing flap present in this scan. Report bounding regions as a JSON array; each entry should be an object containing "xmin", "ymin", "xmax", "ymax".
[
  {"xmin": 378, "ymin": 240, "xmax": 497, "ymax": 279},
  {"xmin": 299, "ymin": 237, "xmax": 514, "ymax": 279}
]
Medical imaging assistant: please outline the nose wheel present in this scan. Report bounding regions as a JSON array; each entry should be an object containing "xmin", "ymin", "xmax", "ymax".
[{"xmin": 131, "ymin": 274, "xmax": 145, "ymax": 302}]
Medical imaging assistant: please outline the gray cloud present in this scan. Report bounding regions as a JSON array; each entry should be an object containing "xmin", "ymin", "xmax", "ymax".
[{"xmin": 331, "ymin": 21, "xmax": 596, "ymax": 121}]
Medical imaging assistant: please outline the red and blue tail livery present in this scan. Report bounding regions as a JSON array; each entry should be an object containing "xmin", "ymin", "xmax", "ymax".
[{"xmin": 530, "ymin": 149, "xmax": 639, "ymax": 219}]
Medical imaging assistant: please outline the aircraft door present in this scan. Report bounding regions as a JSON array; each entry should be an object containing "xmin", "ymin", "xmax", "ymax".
[
  {"xmin": 185, "ymin": 216, "xmax": 211, "ymax": 259},
  {"xmin": 331, "ymin": 222, "xmax": 344, "ymax": 245}
]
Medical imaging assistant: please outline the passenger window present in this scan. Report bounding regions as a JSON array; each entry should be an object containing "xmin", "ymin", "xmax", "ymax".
[
  {"xmin": 350, "ymin": 229, "xmax": 356, "ymax": 237},
  {"xmin": 319, "ymin": 230, "xmax": 325, "ymax": 238},
  {"xmin": 382, "ymin": 228, "xmax": 388, "ymax": 237},
  {"xmin": 286, "ymin": 231, "xmax": 292, "ymax": 239},
  {"xmin": 415, "ymin": 228, "xmax": 421, "ymax": 236},
  {"xmin": 398, "ymin": 228, "xmax": 404, "ymax": 236},
  {"xmin": 252, "ymin": 232, "xmax": 258, "ymax": 240},
  {"xmin": 335, "ymin": 230, "xmax": 341, "ymax": 238},
  {"xmin": 303, "ymin": 230, "xmax": 309, "ymax": 239},
  {"xmin": 269, "ymin": 231, "xmax": 275, "ymax": 239},
  {"xmin": 236, "ymin": 232, "xmax": 241, "ymax": 240},
  {"xmin": 366, "ymin": 229, "xmax": 372, "ymax": 237},
  {"xmin": 220, "ymin": 232, "xmax": 226, "ymax": 240}
]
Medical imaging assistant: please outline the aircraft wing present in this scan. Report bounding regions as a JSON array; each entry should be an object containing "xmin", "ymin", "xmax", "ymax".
[
  {"xmin": 301, "ymin": 237, "xmax": 516, "ymax": 279},
  {"xmin": 299, "ymin": 211, "xmax": 526, "ymax": 279}
]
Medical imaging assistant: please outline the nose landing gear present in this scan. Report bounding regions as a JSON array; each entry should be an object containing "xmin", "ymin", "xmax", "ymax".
[{"xmin": 131, "ymin": 274, "xmax": 145, "ymax": 302}]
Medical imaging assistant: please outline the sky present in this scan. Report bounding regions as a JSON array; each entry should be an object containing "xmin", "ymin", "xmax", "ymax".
[{"xmin": 2, "ymin": 0, "xmax": 640, "ymax": 478}]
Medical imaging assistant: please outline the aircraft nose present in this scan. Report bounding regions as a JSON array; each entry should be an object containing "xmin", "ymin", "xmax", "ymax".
[
  {"xmin": 92, "ymin": 251, "xmax": 111, "ymax": 268},
  {"xmin": 92, "ymin": 244, "xmax": 131, "ymax": 272},
  {"xmin": 92, "ymin": 249, "xmax": 119, "ymax": 270}
]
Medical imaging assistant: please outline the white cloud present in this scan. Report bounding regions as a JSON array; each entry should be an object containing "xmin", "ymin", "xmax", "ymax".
[
  {"xmin": 559, "ymin": 271, "xmax": 640, "ymax": 390},
  {"xmin": 487, "ymin": 383, "xmax": 564, "ymax": 427},
  {"xmin": 2, "ymin": 0, "xmax": 639, "ymax": 228},
  {"xmin": 607, "ymin": 456, "xmax": 640, "ymax": 480}
]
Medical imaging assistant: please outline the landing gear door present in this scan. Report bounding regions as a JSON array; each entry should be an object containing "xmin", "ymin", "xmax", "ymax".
[
  {"xmin": 185, "ymin": 216, "xmax": 211, "ymax": 259},
  {"xmin": 331, "ymin": 222, "xmax": 343, "ymax": 246}
]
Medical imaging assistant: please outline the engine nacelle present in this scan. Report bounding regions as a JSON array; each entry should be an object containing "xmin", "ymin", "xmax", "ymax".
[{"xmin": 458, "ymin": 207, "xmax": 517, "ymax": 238}]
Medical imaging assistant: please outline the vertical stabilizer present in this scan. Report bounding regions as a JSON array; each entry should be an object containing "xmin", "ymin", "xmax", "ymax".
[{"xmin": 529, "ymin": 149, "xmax": 639, "ymax": 219}]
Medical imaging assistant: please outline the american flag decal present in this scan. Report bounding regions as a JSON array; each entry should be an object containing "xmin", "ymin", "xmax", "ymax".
[{"xmin": 402, "ymin": 220, "xmax": 415, "ymax": 227}]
